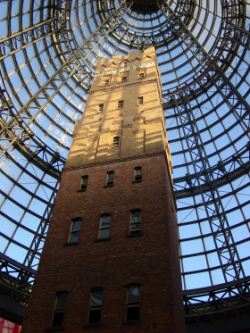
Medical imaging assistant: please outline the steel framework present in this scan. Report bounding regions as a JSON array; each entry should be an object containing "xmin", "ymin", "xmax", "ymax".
[{"xmin": 0, "ymin": 0, "xmax": 249, "ymax": 317}]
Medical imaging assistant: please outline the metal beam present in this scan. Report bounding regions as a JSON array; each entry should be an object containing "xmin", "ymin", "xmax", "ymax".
[
  {"xmin": 0, "ymin": 18, "xmax": 56, "ymax": 61},
  {"xmin": 174, "ymin": 145, "xmax": 250, "ymax": 198}
]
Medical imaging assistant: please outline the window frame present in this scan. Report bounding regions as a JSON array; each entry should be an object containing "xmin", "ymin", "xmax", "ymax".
[
  {"xmin": 113, "ymin": 136, "xmax": 120, "ymax": 147},
  {"xmin": 105, "ymin": 170, "xmax": 114, "ymax": 187},
  {"xmin": 103, "ymin": 75, "xmax": 111, "ymax": 85},
  {"xmin": 133, "ymin": 166, "xmax": 142, "ymax": 183},
  {"xmin": 138, "ymin": 72, "xmax": 146, "ymax": 80},
  {"xmin": 98, "ymin": 103, "xmax": 104, "ymax": 112},
  {"xmin": 129, "ymin": 209, "xmax": 142, "ymax": 236},
  {"xmin": 52, "ymin": 291, "xmax": 68, "ymax": 328},
  {"xmin": 120, "ymin": 71, "xmax": 129, "ymax": 83},
  {"xmin": 118, "ymin": 100, "xmax": 124, "ymax": 109},
  {"xmin": 136, "ymin": 69, "xmax": 146, "ymax": 80},
  {"xmin": 68, "ymin": 217, "xmax": 82, "ymax": 244},
  {"xmin": 138, "ymin": 96, "xmax": 144, "ymax": 105},
  {"xmin": 80, "ymin": 175, "xmax": 88, "ymax": 191},
  {"xmin": 125, "ymin": 284, "xmax": 141, "ymax": 323},
  {"xmin": 88, "ymin": 287, "xmax": 104, "ymax": 325},
  {"xmin": 97, "ymin": 214, "xmax": 111, "ymax": 240}
]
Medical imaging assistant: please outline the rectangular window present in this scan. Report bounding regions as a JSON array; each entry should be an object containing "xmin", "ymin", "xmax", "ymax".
[
  {"xmin": 121, "ymin": 76, "xmax": 128, "ymax": 82},
  {"xmin": 133, "ymin": 166, "xmax": 142, "ymax": 183},
  {"xmin": 68, "ymin": 217, "xmax": 82, "ymax": 244},
  {"xmin": 105, "ymin": 170, "xmax": 114, "ymax": 187},
  {"xmin": 138, "ymin": 96, "xmax": 143, "ymax": 105},
  {"xmin": 138, "ymin": 71, "xmax": 145, "ymax": 79},
  {"xmin": 98, "ymin": 103, "xmax": 104, "ymax": 112},
  {"xmin": 89, "ymin": 288, "xmax": 104, "ymax": 324},
  {"xmin": 103, "ymin": 75, "xmax": 111, "ymax": 85},
  {"xmin": 137, "ymin": 69, "xmax": 145, "ymax": 80},
  {"xmin": 118, "ymin": 100, "xmax": 124, "ymax": 109},
  {"xmin": 52, "ymin": 291, "xmax": 68, "ymax": 328},
  {"xmin": 121, "ymin": 61, "xmax": 128, "ymax": 69},
  {"xmin": 80, "ymin": 175, "xmax": 88, "ymax": 191},
  {"xmin": 126, "ymin": 285, "xmax": 141, "ymax": 322},
  {"xmin": 98, "ymin": 214, "xmax": 111, "ymax": 240},
  {"xmin": 113, "ymin": 136, "xmax": 120, "ymax": 147},
  {"xmin": 129, "ymin": 209, "xmax": 142, "ymax": 236}
]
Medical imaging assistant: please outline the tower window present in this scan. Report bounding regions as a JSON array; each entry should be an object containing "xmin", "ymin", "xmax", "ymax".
[
  {"xmin": 80, "ymin": 175, "xmax": 88, "ymax": 191},
  {"xmin": 98, "ymin": 103, "xmax": 104, "ymax": 112},
  {"xmin": 52, "ymin": 291, "xmax": 68, "ymax": 328},
  {"xmin": 126, "ymin": 285, "xmax": 141, "ymax": 323},
  {"xmin": 89, "ymin": 288, "xmax": 104, "ymax": 324},
  {"xmin": 118, "ymin": 100, "xmax": 124, "ymax": 109},
  {"xmin": 133, "ymin": 166, "xmax": 142, "ymax": 183},
  {"xmin": 113, "ymin": 136, "xmax": 120, "ymax": 147},
  {"xmin": 105, "ymin": 170, "xmax": 114, "ymax": 187},
  {"xmin": 137, "ymin": 69, "xmax": 146, "ymax": 80},
  {"xmin": 138, "ymin": 71, "xmax": 145, "ymax": 79},
  {"xmin": 138, "ymin": 96, "xmax": 144, "ymax": 105},
  {"xmin": 121, "ymin": 60, "xmax": 128, "ymax": 69},
  {"xmin": 121, "ymin": 76, "xmax": 128, "ymax": 82},
  {"xmin": 68, "ymin": 217, "xmax": 82, "ymax": 244},
  {"xmin": 98, "ymin": 214, "xmax": 111, "ymax": 240},
  {"xmin": 103, "ymin": 76, "xmax": 111, "ymax": 85},
  {"xmin": 129, "ymin": 209, "xmax": 142, "ymax": 236}
]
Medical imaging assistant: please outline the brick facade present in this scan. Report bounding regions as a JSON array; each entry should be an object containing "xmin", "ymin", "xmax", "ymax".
[{"xmin": 22, "ymin": 47, "xmax": 186, "ymax": 333}]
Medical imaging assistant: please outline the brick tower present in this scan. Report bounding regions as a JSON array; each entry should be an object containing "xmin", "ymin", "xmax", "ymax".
[{"xmin": 23, "ymin": 47, "xmax": 186, "ymax": 333}]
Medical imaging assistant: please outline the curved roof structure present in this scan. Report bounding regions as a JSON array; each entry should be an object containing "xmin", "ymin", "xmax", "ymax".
[{"xmin": 0, "ymin": 0, "xmax": 250, "ymax": 313}]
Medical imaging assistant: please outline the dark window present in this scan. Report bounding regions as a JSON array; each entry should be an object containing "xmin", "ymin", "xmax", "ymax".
[
  {"xmin": 80, "ymin": 175, "xmax": 88, "ymax": 191},
  {"xmin": 98, "ymin": 103, "xmax": 104, "ymax": 112},
  {"xmin": 89, "ymin": 288, "xmax": 104, "ymax": 324},
  {"xmin": 118, "ymin": 100, "xmax": 124, "ymax": 109},
  {"xmin": 138, "ymin": 72, "xmax": 145, "ymax": 79},
  {"xmin": 129, "ymin": 209, "xmax": 142, "ymax": 236},
  {"xmin": 68, "ymin": 217, "xmax": 82, "ymax": 244},
  {"xmin": 98, "ymin": 214, "xmax": 111, "ymax": 240},
  {"xmin": 113, "ymin": 136, "xmax": 120, "ymax": 147},
  {"xmin": 138, "ymin": 96, "xmax": 143, "ymax": 105},
  {"xmin": 104, "ymin": 76, "xmax": 111, "ymax": 85},
  {"xmin": 121, "ymin": 75, "xmax": 128, "ymax": 82},
  {"xmin": 137, "ymin": 69, "xmax": 146, "ymax": 80},
  {"xmin": 52, "ymin": 291, "xmax": 68, "ymax": 328},
  {"xmin": 105, "ymin": 170, "xmax": 114, "ymax": 187},
  {"xmin": 133, "ymin": 167, "xmax": 142, "ymax": 183},
  {"xmin": 126, "ymin": 285, "xmax": 141, "ymax": 322}
]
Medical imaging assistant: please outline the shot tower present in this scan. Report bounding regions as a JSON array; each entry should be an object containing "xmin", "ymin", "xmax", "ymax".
[{"xmin": 23, "ymin": 47, "xmax": 185, "ymax": 333}]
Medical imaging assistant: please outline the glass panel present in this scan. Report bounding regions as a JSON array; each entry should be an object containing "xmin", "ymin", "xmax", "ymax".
[{"xmin": 127, "ymin": 285, "xmax": 140, "ymax": 304}]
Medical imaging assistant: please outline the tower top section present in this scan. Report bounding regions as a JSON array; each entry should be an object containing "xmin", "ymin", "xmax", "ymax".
[
  {"xmin": 67, "ymin": 47, "xmax": 172, "ymax": 173},
  {"xmin": 92, "ymin": 47, "xmax": 161, "ymax": 94}
]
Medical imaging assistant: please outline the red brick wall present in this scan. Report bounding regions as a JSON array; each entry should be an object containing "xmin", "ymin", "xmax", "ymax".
[{"xmin": 23, "ymin": 153, "xmax": 185, "ymax": 333}]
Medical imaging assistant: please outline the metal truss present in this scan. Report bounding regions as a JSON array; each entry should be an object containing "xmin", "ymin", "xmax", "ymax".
[
  {"xmin": 174, "ymin": 144, "xmax": 250, "ymax": 198},
  {"xmin": 0, "ymin": 0, "xmax": 129, "ymax": 177},
  {"xmin": 184, "ymin": 276, "xmax": 250, "ymax": 316},
  {"xmin": 0, "ymin": 19, "xmax": 56, "ymax": 62},
  {"xmin": 106, "ymin": 0, "xmax": 195, "ymax": 48},
  {"xmin": 171, "ymin": 91, "xmax": 245, "ymax": 282},
  {"xmin": 0, "ymin": 87, "xmax": 64, "ymax": 177},
  {"xmin": 161, "ymin": 1, "xmax": 249, "ymax": 103},
  {"xmin": 160, "ymin": 0, "xmax": 250, "ymax": 196}
]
